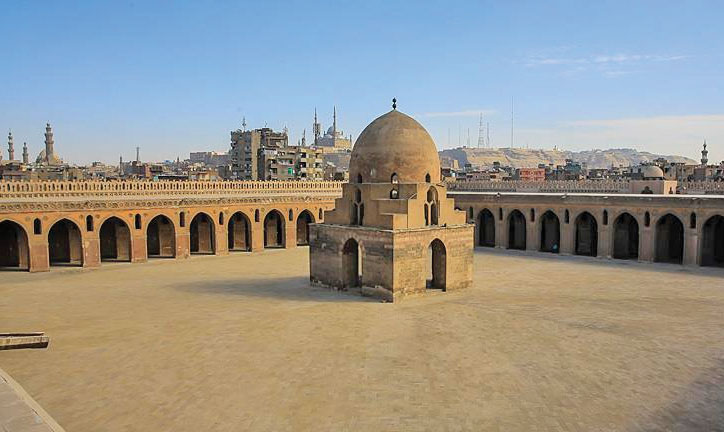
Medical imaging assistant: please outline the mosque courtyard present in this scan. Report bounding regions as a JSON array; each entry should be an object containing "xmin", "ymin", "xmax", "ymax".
[{"xmin": 2, "ymin": 247, "xmax": 724, "ymax": 431}]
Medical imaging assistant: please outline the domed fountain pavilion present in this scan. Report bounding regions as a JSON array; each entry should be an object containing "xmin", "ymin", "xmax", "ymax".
[{"xmin": 309, "ymin": 103, "xmax": 473, "ymax": 301}]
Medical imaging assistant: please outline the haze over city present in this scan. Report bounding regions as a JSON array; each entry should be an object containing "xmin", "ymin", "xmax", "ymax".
[{"xmin": 1, "ymin": 1, "xmax": 722, "ymax": 164}]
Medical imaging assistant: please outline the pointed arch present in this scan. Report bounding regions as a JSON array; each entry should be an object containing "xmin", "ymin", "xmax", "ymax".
[
  {"xmin": 48, "ymin": 218, "xmax": 83, "ymax": 266},
  {"xmin": 507, "ymin": 210, "xmax": 526, "ymax": 250},
  {"xmin": 264, "ymin": 210, "xmax": 285, "ymax": 248},
  {"xmin": 426, "ymin": 239, "xmax": 446, "ymax": 290},
  {"xmin": 190, "ymin": 212, "xmax": 216, "ymax": 254},
  {"xmin": 296, "ymin": 210, "xmax": 315, "ymax": 246},
  {"xmin": 613, "ymin": 213, "xmax": 639, "ymax": 260},
  {"xmin": 655, "ymin": 214, "xmax": 684, "ymax": 264},
  {"xmin": 575, "ymin": 212, "xmax": 598, "ymax": 257},
  {"xmin": 99, "ymin": 216, "xmax": 131, "ymax": 262},
  {"xmin": 477, "ymin": 209, "xmax": 495, "ymax": 247},
  {"xmin": 539, "ymin": 210, "xmax": 560, "ymax": 253},
  {"xmin": 0, "ymin": 220, "xmax": 30, "ymax": 271},
  {"xmin": 147, "ymin": 215, "xmax": 176, "ymax": 258},
  {"xmin": 228, "ymin": 211, "xmax": 252, "ymax": 252}
]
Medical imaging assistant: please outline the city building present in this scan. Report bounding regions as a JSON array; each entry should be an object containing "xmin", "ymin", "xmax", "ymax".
[{"xmin": 229, "ymin": 127, "xmax": 288, "ymax": 180}]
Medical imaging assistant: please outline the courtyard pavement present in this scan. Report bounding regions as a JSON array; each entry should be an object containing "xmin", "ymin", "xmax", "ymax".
[{"xmin": 2, "ymin": 247, "xmax": 724, "ymax": 431}]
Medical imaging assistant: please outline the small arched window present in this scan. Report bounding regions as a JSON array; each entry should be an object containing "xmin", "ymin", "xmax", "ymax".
[
  {"xmin": 357, "ymin": 173, "xmax": 363, "ymax": 183},
  {"xmin": 498, "ymin": 208, "xmax": 503, "ymax": 221},
  {"xmin": 644, "ymin": 212, "xmax": 651, "ymax": 227},
  {"xmin": 355, "ymin": 188, "xmax": 362, "ymax": 203},
  {"xmin": 180, "ymin": 212, "xmax": 186, "ymax": 227},
  {"xmin": 33, "ymin": 218, "xmax": 42, "ymax": 235},
  {"xmin": 565, "ymin": 210, "xmax": 570, "ymax": 224},
  {"xmin": 255, "ymin": 209, "xmax": 260, "ymax": 222},
  {"xmin": 288, "ymin": 209, "xmax": 293, "ymax": 221},
  {"xmin": 135, "ymin": 214, "xmax": 142, "ymax": 230},
  {"xmin": 86, "ymin": 215, "xmax": 94, "ymax": 232},
  {"xmin": 530, "ymin": 209, "xmax": 535, "ymax": 222},
  {"xmin": 690, "ymin": 212, "xmax": 696, "ymax": 229},
  {"xmin": 391, "ymin": 173, "xmax": 399, "ymax": 184},
  {"xmin": 468, "ymin": 207, "xmax": 474, "ymax": 221},
  {"xmin": 425, "ymin": 173, "xmax": 431, "ymax": 183},
  {"xmin": 390, "ymin": 188, "xmax": 399, "ymax": 199},
  {"xmin": 318, "ymin": 208, "xmax": 323, "ymax": 220},
  {"xmin": 219, "ymin": 212, "xmax": 224, "ymax": 225},
  {"xmin": 603, "ymin": 210, "xmax": 608, "ymax": 226}
]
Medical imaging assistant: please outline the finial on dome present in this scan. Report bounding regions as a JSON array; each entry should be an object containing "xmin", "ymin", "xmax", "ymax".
[{"xmin": 392, "ymin": 98, "xmax": 397, "ymax": 110}]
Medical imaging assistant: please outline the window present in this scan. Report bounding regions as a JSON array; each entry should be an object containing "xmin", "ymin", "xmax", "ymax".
[
  {"xmin": 219, "ymin": 212, "xmax": 224, "ymax": 225},
  {"xmin": 357, "ymin": 173, "xmax": 363, "ymax": 183},
  {"xmin": 390, "ymin": 188, "xmax": 399, "ymax": 199},
  {"xmin": 33, "ymin": 218, "xmax": 42, "ymax": 235},
  {"xmin": 565, "ymin": 210, "xmax": 570, "ymax": 224},
  {"xmin": 288, "ymin": 209, "xmax": 293, "ymax": 221},
  {"xmin": 499, "ymin": 208, "xmax": 503, "ymax": 221},
  {"xmin": 603, "ymin": 210, "xmax": 608, "ymax": 226},
  {"xmin": 86, "ymin": 215, "xmax": 94, "ymax": 231},
  {"xmin": 318, "ymin": 208, "xmax": 323, "ymax": 220},
  {"xmin": 530, "ymin": 209, "xmax": 535, "ymax": 222},
  {"xmin": 425, "ymin": 173, "xmax": 431, "ymax": 183},
  {"xmin": 391, "ymin": 173, "xmax": 399, "ymax": 184},
  {"xmin": 690, "ymin": 212, "xmax": 696, "ymax": 229},
  {"xmin": 135, "ymin": 214, "xmax": 142, "ymax": 229},
  {"xmin": 645, "ymin": 212, "xmax": 651, "ymax": 227},
  {"xmin": 180, "ymin": 212, "xmax": 186, "ymax": 227},
  {"xmin": 255, "ymin": 209, "xmax": 260, "ymax": 222}
]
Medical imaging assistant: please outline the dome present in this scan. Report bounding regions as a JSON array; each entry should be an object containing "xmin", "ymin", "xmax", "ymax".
[
  {"xmin": 349, "ymin": 109, "xmax": 440, "ymax": 183},
  {"xmin": 641, "ymin": 165, "xmax": 664, "ymax": 179}
]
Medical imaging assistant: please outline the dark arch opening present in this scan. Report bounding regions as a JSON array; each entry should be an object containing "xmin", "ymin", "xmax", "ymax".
[
  {"xmin": 264, "ymin": 210, "xmax": 285, "ymax": 248},
  {"xmin": 48, "ymin": 219, "xmax": 83, "ymax": 267},
  {"xmin": 655, "ymin": 214, "xmax": 684, "ymax": 264},
  {"xmin": 425, "ymin": 173, "xmax": 431, "ymax": 183},
  {"xmin": 33, "ymin": 218, "xmax": 42, "ymax": 235},
  {"xmin": 477, "ymin": 209, "xmax": 495, "ymax": 247},
  {"xmin": 147, "ymin": 215, "xmax": 176, "ymax": 258},
  {"xmin": 539, "ymin": 211, "xmax": 560, "ymax": 253},
  {"xmin": 575, "ymin": 212, "xmax": 598, "ymax": 257},
  {"xmin": 318, "ymin": 208, "xmax": 323, "ymax": 220},
  {"xmin": 134, "ymin": 214, "xmax": 142, "ymax": 230},
  {"xmin": 427, "ymin": 187, "xmax": 439, "ymax": 225},
  {"xmin": 296, "ymin": 210, "xmax": 315, "ymax": 246},
  {"xmin": 86, "ymin": 215, "xmax": 94, "ymax": 232},
  {"xmin": 342, "ymin": 238, "xmax": 361, "ymax": 288},
  {"xmin": 219, "ymin": 212, "xmax": 225, "ymax": 226},
  {"xmin": 613, "ymin": 213, "xmax": 639, "ymax": 260},
  {"xmin": 190, "ymin": 213, "xmax": 216, "ymax": 254},
  {"xmin": 507, "ymin": 210, "xmax": 526, "ymax": 250},
  {"xmin": 356, "ymin": 173, "xmax": 363, "ymax": 183},
  {"xmin": 99, "ymin": 217, "xmax": 131, "ymax": 262},
  {"xmin": 228, "ymin": 212, "xmax": 251, "ymax": 252},
  {"xmin": 701, "ymin": 215, "xmax": 724, "ymax": 267},
  {"xmin": 426, "ymin": 239, "xmax": 447, "ymax": 290},
  {"xmin": 0, "ymin": 220, "xmax": 30, "ymax": 271},
  {"xmin": 391, "ymin": 173, "xmax": 399, "ymax": 183}
]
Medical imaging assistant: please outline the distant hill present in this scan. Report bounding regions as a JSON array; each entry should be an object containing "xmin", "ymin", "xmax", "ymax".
[{"xmin": 439, "ymin": 147, "xmax": 697, "ymax": 169}]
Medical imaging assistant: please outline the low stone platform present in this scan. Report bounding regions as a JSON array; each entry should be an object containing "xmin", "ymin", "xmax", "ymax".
[{"xmin": 0, "ymin": 334, "xmax": 49, "ymax": 351}]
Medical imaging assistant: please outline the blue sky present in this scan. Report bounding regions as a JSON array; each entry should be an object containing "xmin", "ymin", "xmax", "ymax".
[{"xmin": 1, "ymin": 1, "xmax": 722, "ymax": 164}]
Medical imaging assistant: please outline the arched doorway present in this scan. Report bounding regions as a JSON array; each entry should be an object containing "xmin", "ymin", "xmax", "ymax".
[
  {"xmin": 427, "ymin": 239, "xmax": 447, "ymax": 290},
  {"xmin": 613, "ymin": 213, "xmax": 639, "ymax": 260},
  {"xmin": 264, "ymin": 210, "xmax": 285, "ymax": 248},
  {"xmin": 575, "ymin": 212, "xmax": 598, "ymax": 257},
  {"xmin": 701, "ymin": 215, "xmax": 724, "ymax": 267},
  {"xmin": 478, "ymin": 209, "xmax": 495, "ymax": 247},
  {"xmin": 147, "ymin": 215, "xmax": 176, "ymax": 258},
  {"xmin": 228, "ymin": 212, "xmax": 251, "ymax": 252},
  {"xmin": 0, "ymin": 220, "xmax": 29, "ymax": 271},
  {"xmin": 342, "ymin": 238, "xmax": 360, "ymax": 288},
  {"xmin": 655, "ymin": 214, "xmax": 684, "ymax": 264},
  {"xmin": 296, "ymin": 210, "xmax": 315, "ymax": 246},
  {"xmin": 48, "ymin": 219, "xmax": 83, "ymax": 266},
  {"xmin": 190, "ymin": 212, "xmax": 215, "ymax": 254},
  {"xmin": 99, "ymin": 217, "xmax": 131, "ymax": 262},
  {"xmin": 507, "ymin": 210, "xmax": 526, "ymax": 250},
  {"xmin": 539, "ymin": 211, "xmax": 560, "ymax": 253}
]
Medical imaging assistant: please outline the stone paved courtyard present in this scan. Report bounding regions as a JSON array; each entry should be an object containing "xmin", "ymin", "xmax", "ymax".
[{"xmin": 2, "ymin": 248, "xmax": 724, "ymax": 431}]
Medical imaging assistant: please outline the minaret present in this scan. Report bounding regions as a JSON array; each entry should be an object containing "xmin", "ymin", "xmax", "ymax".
[
  {"xmin": 7, "ymin": 131, "xmax": 14, "ymax": 160},
  {"xmin": 333, "ymin": 106, "xmax": 337, "ymax": 138},
  {"xmin": 22, "ymin": 142, "xmax": 28, "ymax": 164},
  {"xmin": 313, "ymin": 108, "xmax": 321, "ymax": 146},
  {"xmin": 301, "ymin": 129, "xmax": 306, "ymax": 147},
  {"xmin": 44, "ymin": 122, "xmax": 55, "ymax": 164},
  {"xmin": 136, "ymin": 147, "xmax": 140, "ymax": 163},
  {"xmin": 701, "ymin": 140, "xmax": 709, "ymax": 166}
]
